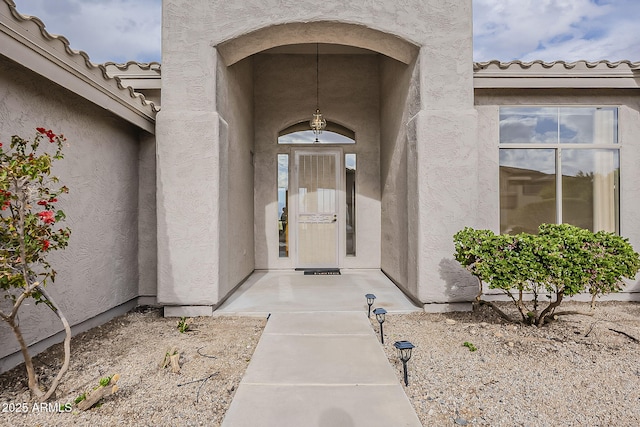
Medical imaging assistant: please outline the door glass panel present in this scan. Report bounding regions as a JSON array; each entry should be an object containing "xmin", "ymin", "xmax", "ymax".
[
  {"xmin": 278, "ymin": 154, "xmax": 289, "ymax": 257},
  {"xmin": 345, "ymin": 154, "xmax": 356, "ymax": 256},
  {"xmin": 296, "ymin": 152, "xmax": 339, "ymax": 267}
]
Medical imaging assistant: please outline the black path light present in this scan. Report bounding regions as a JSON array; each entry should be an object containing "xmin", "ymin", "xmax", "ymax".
[
  {"xmin": 373, "ymin": 307, "xmax": 387, "ymax": 344},
  {"xmin": 365, "ymin": 294, "xmax": 376, "ymax": 317},
  {"xmin": 394, "ymin": 340, "xmax": 415, "ymax": 386}
]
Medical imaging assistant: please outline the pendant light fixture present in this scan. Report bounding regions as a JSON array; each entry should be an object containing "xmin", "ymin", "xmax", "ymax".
[{"xmin": 309, "ymin": 43, "xmax": 326, "ymax": 142}]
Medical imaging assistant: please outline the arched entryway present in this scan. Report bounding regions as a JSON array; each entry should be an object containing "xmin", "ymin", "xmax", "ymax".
[
  {"xmin": 249, "ymin": 42, "xmax": 413, "ymax": 272},
  {"xmin": 157, "ymin": 4, "xmax": 478, "ymax": 312},
  {"xmin": 157, "ymin": 24, "xmax": 422, "ymax": 306}
]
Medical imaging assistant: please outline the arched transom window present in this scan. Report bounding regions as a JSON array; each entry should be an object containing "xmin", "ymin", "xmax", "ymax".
[{"xmin": 278, "ymin": 121, "xmax": 355, "ymax": 144}]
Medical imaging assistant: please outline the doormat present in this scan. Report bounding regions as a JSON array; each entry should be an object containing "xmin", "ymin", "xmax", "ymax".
[{"xmin": 302, "ymin": 269, "xmax": 341, "ymax": 275}]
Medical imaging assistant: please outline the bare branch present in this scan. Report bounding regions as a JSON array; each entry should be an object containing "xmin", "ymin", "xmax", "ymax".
[
  {"xmin": 608, "ymin": 328, "xmax": 639, "ymax": 343},
  {"xmin": 177, "ymin": 373, "xmax": 220, "ymax": 404},
  {"xmin": 553, "ymin": 310, "xmax": 595, "ymax": 318},
  {"xmin": 36, "ymin": 284, "xmax": 72, "ymax": 402},
  {"xmin": 536, "ymin": 291, "xmax": 564, "ymax": 326},
  {"xmin": 476, "ymin": 300, "xmax": 515, "ymax": 323},
  {"xmin": 8, "ymin": 281, "xmax": 41, "ymax": 321}
]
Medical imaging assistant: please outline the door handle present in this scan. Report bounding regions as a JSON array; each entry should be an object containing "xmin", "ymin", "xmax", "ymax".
[{"xmin": 332, "ymin": 215, "xmax": 337, "ymax": 223}]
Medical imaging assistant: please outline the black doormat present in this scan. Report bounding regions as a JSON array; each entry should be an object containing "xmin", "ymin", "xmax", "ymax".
[{"xmin": 301, "ymin": 269, "xmax": 341, "ymax": 275}]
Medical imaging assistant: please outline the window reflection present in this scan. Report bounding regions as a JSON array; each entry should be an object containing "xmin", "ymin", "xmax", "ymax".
[
  {"xmin": 500, "ymin": 107, "xmax": 558, "ymax": 144},
  {"xmin": 559, "ymin": 108, "xmax": 617, "ymax": 144},
  {"xmin": 278, "ymin": 154, "xmax": 288, "ymax": 257},
  {"xmin": 278, "ymin": 122, "xmax": 355, "ymax": 145},
  {"xmin": 500, "ymin": 107, "xmax": 618, "ymax": 144},
  {"xmin": 279, "ymin": 130, "xmax": 355, "ymax": 144},
  {"xmin": 345, "ymin": 154, "xmax": 356, "ymax": 255},
  {"xmin": 562, "ymin": 149, "xmax": 619, "ymax": 233},
  {"xmin": 500, "ymin": 149, "xmax": 556, "ymax": 234},
  {"xmin": 499, "ymin": 107, "xmax": 620, "ymax": 235}
]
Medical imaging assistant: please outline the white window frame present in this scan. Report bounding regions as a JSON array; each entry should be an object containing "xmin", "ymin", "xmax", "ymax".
[{"xmin": 498, "ymin": 105, "xmax": 620, "ymax": 233}]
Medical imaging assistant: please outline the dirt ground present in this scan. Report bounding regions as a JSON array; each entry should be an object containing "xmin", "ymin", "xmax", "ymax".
[
  {"xmin": 0, "ymin": 307, "xmax": 266, "ymax": 426},
  {"xmin": 1, "ymin": 301, "xmax": 639, "ymax": 426},
  {"xmin": 378, "ymin": 300, "xmax": 640, "ymax": 426}
]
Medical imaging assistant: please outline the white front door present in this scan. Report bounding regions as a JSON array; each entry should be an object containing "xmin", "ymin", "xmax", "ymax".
[{"xmin": 293, "ymin": 149, "xmax": 341, "ymax": 268}]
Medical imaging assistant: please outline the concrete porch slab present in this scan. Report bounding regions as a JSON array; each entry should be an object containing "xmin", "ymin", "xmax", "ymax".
[{"xmin": 214, "ymin": 269, "xmax": 421, "ymax": 315}]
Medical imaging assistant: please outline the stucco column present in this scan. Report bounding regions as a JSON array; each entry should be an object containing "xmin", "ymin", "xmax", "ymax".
[
  {"xmin": 156, "ymin": 111, "xmax": 226, "ymax": 313},
  {"xmin": 411, "ymin": 41, "xmax": 480, "ymax": 306},
  {"xmin": 156, "ymin": 2, "xmax": 223, "ymax": 315},
  {"xmin": 410, "ymin": 108, "xmax": 479, "ymax": 304}
]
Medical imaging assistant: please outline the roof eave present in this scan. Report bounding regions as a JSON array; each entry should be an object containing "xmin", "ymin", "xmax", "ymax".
[
  {"xmin": 0, "ymin": 1, "xmax": 156, "ymax": 134},
  {"xmin": 104, "ymin": 62, "xmax": 162, "ymax": 90},
  {"xmin": 473, "ymin": 60, "xmax": 640, "ymax": 90}
]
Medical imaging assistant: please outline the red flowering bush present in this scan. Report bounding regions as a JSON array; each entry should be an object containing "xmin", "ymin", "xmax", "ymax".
[{"xmin": 0, "ymin": 128, "xmax": 71, "ymax": 401}]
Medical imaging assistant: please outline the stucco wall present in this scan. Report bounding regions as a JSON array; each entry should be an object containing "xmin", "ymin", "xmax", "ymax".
[
  {"xmin": 138, "ymin": 132, "xmax": 157, "ymax": 298},
  {"xmin": 0, "ymin": 57, "xmax": 144, "ymax": 361},
  {"xmin": 162, "ymin": 0, "xmax": 470, "ymax": 99},
  {"xmin": 253, "ymin": 53, "xmax": 381, "ymax": 269},
  {"xmin": 379, "ymin": 56, "xmax": 419, "ymax": 294},
  {"xmin": 216, "ymin": 57, "xmax": 255, "ymax": 296},
  {"xmin": 475, "ymin": 88, "xmax": 640, "ymax": 295},
  {"xmin": 159, "ymin": 0, "xmax": 476, "ymax": 308}
]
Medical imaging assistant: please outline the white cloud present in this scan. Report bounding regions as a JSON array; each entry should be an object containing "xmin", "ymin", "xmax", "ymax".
[
  {"xmin": 9, "ymin": 0, "xmax": 640, "ymax": 64},
  {"xmin": 474, "ymin": 0, "xmax": 640, "ymax": 62},
  {"xmin": 12, "ymin": 0, "xmax": 161, "ymax": 63}
]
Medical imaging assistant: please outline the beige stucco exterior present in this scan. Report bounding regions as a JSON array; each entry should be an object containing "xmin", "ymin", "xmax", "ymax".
[
  {"xmin": 0, "ymin": 0, "xmax": 157, "ymax": 370},
  {"xmin": 0, "ymin": 48, "xmax": 154, "ymax": 367},
  {"xmin": 1, "ymin": 0, "xmax": 639, "ymax": 369},
  {"xmin": 156, "ymin": 0, "xmax": 480, "ymax": 312}
]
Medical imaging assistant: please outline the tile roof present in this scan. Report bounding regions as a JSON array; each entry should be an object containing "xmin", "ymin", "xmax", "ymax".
[
  {"xmin": 474, "ymin": 59, "xmax": 640, "ymax": 72},
  {"xmin": 473, "ymin": 60, "xmax": 640, "ymax": 89},
  {"xmin": 1, "ymin": 0, "xmax": 158, "ymax": 118},
  {"xmin": 103, "ymin": 61, "xmax": 161, "ymax": 73}
]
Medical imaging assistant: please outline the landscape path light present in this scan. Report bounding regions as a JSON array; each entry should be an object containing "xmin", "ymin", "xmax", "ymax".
[
  {"xmin": 393, "ymin": 340, "xmax": 415, "ymax": 386},
  {"xmin": 365, "ymin": 294, "xmax": 376, "ymax": 317},
  {"xmin": 373, "ymin": 307, "xmax": 387, "ymax": 344}
]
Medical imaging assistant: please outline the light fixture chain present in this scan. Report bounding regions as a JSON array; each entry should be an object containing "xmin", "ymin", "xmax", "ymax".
[{"xmin": 309, "ymin": 42, "xmax": 327, "ymax": 142}]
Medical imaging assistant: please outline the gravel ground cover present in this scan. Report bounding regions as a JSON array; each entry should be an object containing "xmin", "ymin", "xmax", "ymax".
[
  {"xmin": 0, "ymin": 307, "xmax": 265, "ymax": 426},
  {"xmin": 1, "ymin": 301, "xmax": 639, "ymax": 426},
  {"xmin": 376, "ymin": 301, "xmax": 640, "ymax": 427}
]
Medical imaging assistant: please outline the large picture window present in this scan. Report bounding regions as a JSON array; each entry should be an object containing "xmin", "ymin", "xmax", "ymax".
[{"xmin": 499, "ymin": 107, "xmax": 619, "ymax": 235}]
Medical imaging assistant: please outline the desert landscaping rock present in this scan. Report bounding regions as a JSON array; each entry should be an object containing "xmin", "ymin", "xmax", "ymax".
[
  {"xmin": 0, "ymin": 308, "xmax": 265, "ymax": 426},
  {"xmin": 1, "ymin": 301, "xmax": 639, "ymax": 426},
  {"xmin": 376, "ymin": 301, "xmax": 640, "ymax": 426}
]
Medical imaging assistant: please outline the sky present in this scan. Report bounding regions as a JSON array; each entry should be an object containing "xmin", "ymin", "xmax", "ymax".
[{"xmin": 9, "ymin": 0, "xmax": 640, "ymax": 64}]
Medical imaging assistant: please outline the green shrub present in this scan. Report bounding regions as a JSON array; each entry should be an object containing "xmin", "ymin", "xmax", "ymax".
[
  {"xmin": 463, "ymin": 342, "xmax": 477, "ymax": 352},
  {"xmin": 453, "ymin": 224, "xmax": 640, "ymax": 325}
]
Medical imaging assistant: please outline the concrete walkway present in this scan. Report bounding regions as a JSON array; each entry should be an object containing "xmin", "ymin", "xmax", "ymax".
[{"xmin": 218, "ymin": 270, "xmax": 423, "ymax": 427}]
